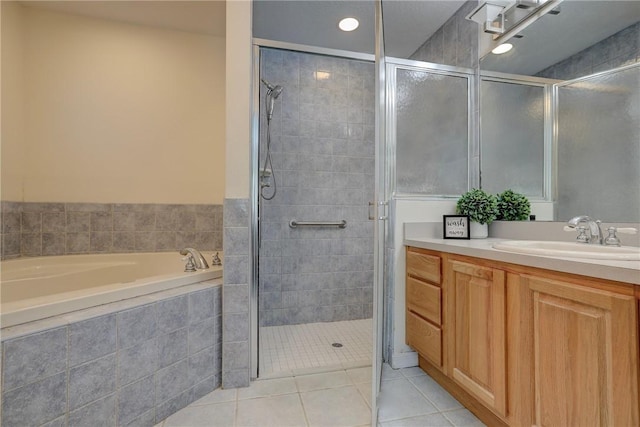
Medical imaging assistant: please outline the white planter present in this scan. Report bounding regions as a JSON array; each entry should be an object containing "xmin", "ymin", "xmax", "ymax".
[{"xmin": 470, "ymin": 221, "xmax": 488, "ymax": 239}]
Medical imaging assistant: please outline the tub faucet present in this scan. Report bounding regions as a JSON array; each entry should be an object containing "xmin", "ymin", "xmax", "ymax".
[
  {"xmin": 565, "ymin": 215, "xmax": 604, "ymax": 245},
  {"xmin": 179, "ymin": 248, "xmax": 209, "ymax": 270}
]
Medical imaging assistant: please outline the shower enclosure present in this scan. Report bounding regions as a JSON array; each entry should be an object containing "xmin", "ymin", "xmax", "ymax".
[{"xmin": 253, "ymin": 46, "xmax": 376, "ymax": 378}]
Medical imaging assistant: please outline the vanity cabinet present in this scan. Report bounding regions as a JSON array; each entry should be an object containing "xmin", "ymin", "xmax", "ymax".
[
  {"xmin": 446, "ymin": 260, "xmax": 507, "ymax": 417},
  {"xmin": 405, "ymin": 247, "xmax": 640, "ymax": 427},
  {"xmin": 516, "ymin": 274, "xmax": 639, "ymax": 426},
  {"xmin": 406, "ymin": 248, "xmax": 444, "ymax": 370}
]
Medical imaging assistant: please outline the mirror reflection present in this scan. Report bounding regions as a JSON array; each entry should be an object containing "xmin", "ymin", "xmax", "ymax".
[{"xmin": 383, "ymin": 0, "xmax": 639, "ymax": 222}]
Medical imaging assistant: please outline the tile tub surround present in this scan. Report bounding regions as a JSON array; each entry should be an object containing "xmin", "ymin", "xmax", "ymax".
[
  {"xmin": 222, "ymin": 198, "xmax": 251, "ymax": 389},
  {"xmin": 0, "ymin": 202, "xmax": 223, "ymax": 260},
  {"xmin": 0, "ymin": 280, "xmax": 222, "ymax": 427},
  {"xmin": 258, "ymin": 48, "xmax": 375, "ymax": 327}
]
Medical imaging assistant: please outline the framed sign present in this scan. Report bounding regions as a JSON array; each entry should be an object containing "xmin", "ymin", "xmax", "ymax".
[{"xmin": 443, "ymin": 215, "xmax": 470, "ymax": 239}]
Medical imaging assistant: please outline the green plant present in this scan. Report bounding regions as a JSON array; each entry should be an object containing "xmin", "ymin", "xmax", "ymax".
[
  {"xmin": 496, "ymin": 189, "xmax": 531, "ymax": 221},
  {"xmin": 456, "ymin": 188, "xmax": 498, "ymax": 225}
]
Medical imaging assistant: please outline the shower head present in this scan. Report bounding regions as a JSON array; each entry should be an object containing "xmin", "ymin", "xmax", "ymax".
[
  {"xmin": 261, "ymin": 78, "xmax": 283, "ymax": 99},
  {"xmin": 261, "ymin": 78, "xmax": 284, "ymax": 120}
]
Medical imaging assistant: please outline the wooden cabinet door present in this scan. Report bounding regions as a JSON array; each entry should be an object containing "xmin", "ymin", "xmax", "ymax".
[
  {"xmin": 522, "ymin": 275, "xmax": 639, "ymax": 427},
  {"xmin": 446, "ymin": 260, "xmax": 507, "ymax": 417}
]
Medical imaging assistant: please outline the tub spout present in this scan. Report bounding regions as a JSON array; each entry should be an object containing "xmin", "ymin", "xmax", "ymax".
[{"xmin": 179, "ymin": 248, "xmax": 209, "ymax": 270}]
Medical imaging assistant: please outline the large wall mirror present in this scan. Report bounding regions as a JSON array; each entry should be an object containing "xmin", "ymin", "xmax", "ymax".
[
  {"xmin": 480, "ymin": 1, "xmax": 639, "ymax": 222},
  {"xmin": 381, "ymin": 0, "xmax": 638, "ymax": 222}
]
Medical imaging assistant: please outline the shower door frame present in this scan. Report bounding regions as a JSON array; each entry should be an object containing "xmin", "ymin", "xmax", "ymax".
[{"xmin": 249, "ymin": 39, "xmax": 380, "ymax": 381}]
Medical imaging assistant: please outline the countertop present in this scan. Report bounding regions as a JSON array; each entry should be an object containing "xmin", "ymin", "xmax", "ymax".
[{"xmin": 404, "ymin": 237, "xmax": 640, "ymax": 286}]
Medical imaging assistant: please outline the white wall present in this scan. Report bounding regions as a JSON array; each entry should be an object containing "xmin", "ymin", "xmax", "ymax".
[
  {"xmin": 1, "ymin": 1, "xmax": 26, "ymax": 201},
  {"xmin": 2, "ymin": 5, "xmax": 226, "ymax": 204}
]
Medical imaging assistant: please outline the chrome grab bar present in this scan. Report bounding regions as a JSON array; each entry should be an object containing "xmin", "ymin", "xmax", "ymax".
[{"xmin": 289, "ymin": 220, "xmax": 347, "ymax": 229}]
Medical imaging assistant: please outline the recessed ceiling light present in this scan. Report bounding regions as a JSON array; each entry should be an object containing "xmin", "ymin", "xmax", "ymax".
[
  {"xmin": 492, "ymin": 43, "xmax": 513, "ymax": 55},
  {"xmin": 338, "ymin": 17, "xmax": 359, "ymax": 32}
]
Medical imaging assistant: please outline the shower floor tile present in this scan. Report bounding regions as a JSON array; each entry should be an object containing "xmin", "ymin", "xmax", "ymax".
[{"xmin": 259, "ymin": 318, "xmax": 373, "ymax": 378}]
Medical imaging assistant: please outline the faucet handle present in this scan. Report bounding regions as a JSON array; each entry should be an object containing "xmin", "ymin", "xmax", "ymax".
[
  {"xmin": 182, "ymin": 255, "xmax": 197, "ymax": 272},
  {"xmin": 604, "ymin": 227, "xmax": 621, "ymax": 246},
  {"xmin": 575, "ymin": 226, "xmax": 589, "ymax": 243}
]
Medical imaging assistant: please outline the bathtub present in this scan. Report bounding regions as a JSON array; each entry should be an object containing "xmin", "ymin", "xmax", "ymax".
[{"xmin": 0, "ymin": 252, "xmax": 223, "ymax": 328}]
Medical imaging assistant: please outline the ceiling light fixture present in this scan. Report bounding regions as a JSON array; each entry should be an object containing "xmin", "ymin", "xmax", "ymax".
[
  {"xmin": 338, "ymin": 17, "xmax": 359, "ymax": 32},
  {"xmin": 492, "ymin": 43, "xmax": 513, "ymax": 54}
]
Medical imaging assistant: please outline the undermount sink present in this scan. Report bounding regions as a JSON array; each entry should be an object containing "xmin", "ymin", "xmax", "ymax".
[{"xmin": 492, "ymin": 240, "xmax": 640, "ymax": 261}]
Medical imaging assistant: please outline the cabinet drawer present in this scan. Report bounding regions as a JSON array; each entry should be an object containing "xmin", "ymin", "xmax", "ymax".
[
  {"xmin": 407, "ymin": 276, "xmax": 441, "ymax": 325},
  {"xmin": 407, "ymin": 310, "xmax": 442, "ymax": 367},
  {"xmin": 407, "ymin": 250, "xmax": 441, "ymax": 284}
]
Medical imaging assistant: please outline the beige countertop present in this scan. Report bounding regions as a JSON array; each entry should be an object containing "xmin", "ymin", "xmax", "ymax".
[{"xmin": 404, "ymin": 237, "xmax": 640, "ymax": 286}]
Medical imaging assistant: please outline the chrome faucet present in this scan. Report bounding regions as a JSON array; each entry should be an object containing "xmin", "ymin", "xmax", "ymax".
[
  {"xmin": 565, "ymin": 216, "xmax": 604, "ymax": 245},
  {"xmin": 179, "ymin": 248, "xmax": 209, "ymax": 270}
]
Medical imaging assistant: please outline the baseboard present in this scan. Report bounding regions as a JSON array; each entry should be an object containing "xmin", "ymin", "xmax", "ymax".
[{"xmin": 389, "ymin": 350, "xmax": 418, "ymax": 369}]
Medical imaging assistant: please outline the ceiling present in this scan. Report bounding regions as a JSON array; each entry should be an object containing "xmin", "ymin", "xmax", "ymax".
[
  {"xmin": 481, "ymin": 1, "xmax": 640, "ymax": 75},
  {"xmin": 253, "ymin": 0, "xmax": 465, "ymax": 57},
  {"xmin": 20, "ymin": 0, "xmax": 227, "ymax": 37},
  {"xmin": 21, "ymin": 0, "xmax": 465, "ymax": 58}
]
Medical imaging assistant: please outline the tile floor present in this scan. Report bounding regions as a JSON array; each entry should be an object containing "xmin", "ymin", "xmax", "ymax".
[
  {"xmin": 259, "ymin": 319, "xmax": 372, "ymax": 378},
  {"xmin": 156, "ymin": 364, "xmax": 485, "ymax": 427}
]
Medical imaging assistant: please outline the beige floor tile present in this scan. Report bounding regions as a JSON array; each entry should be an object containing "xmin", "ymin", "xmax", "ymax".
[
  {"xmin": 381, "ymin": 364, "xmax": 403, "ymax": 381},
  {"xmin": 442, "ymin": 408, "xmax": 486, "ymax": 426},
  {"xmin": 236, "ymin": 393, "xmax": 308, "ymax": 427},
  {"xmin": 409, "ymin": 375, "xmax": 463, "ymax": 412},
  {"xmin": 346, "ymin": 366, "xmax": 372, "ymax": 384},
  {"xmin": 380, "ymin": 412, "xmax": 454, "ymax": 426},
  {"xmin": 295, "ymin": 370, "xmax": 351, "ymax": 392},
  {"xmin": 301, "ymin": 385, "xmax": 371, "ymax": 427},
  {"xmin": 355, "ymin": 381, "xmax": 373, "ymax": 408},
  {"xmin": 400, "ymin": 366, "xmax": 428, "ymax": 378},
  {"xmin": 163, "ymin": 401, "xmax": 236, "ymax": 427},
  {"xmin": 378, "ymin": 378, "xmax": 438, "ymax": 422},
  {"xmin": 190, "ymin": 388, "xmax": 238, "ymax": 406},
  {"xmin": 238, "ymin": 377, "xmax": 297, "ymax": 400}
]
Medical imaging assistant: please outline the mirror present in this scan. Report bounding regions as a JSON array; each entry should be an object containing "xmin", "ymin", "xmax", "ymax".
[{"xmin": 480, "ymin": 1, "xmax": 640, "ymax": 222}]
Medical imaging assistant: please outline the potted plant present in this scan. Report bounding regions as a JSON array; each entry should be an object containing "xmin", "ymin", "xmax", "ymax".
[
  {"xmin": 456, "ymin": 188, "xmax": 498, "ymax": 238},
  {"xmin": 496, "ymin": 189, "xmax": 531, "ymax": 221}
]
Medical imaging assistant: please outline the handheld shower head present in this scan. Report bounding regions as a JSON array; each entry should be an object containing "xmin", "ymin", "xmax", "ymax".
[{"xmin": 261, "ymin": 78, "xmax": 284, "ymax": 120}]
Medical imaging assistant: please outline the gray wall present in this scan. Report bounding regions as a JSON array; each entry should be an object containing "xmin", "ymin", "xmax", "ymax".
[
  {"xmin": 0, "ymin": 202, "xmax": 223, "ymax": 260},
  {"xmin": 258, "ymin": 48, "xmax": 375, "ymax": 327},
  {"xmin": 410, "ymin": 0, "xmax": 479, "ymax": 69},
  {"xmin": 536, "ymin": 22, "xmax": 639, "ymax": 80}
]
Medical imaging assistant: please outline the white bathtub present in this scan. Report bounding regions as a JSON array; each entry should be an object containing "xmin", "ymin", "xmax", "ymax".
[{"xmin": 0, "ymin": 252, "xmax": 223, "ymax": 328}]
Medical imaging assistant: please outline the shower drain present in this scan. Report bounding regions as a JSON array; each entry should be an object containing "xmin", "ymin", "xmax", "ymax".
[{"xmin": 332, "ymin": 342, "xmax": 343, "ymax": 348}]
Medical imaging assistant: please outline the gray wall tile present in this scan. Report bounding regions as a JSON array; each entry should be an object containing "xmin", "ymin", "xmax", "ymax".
[
  {"xmin": 123, "ymin": 408, "xmax": 156, "ymax": 427},
  {"xmin": 156, "ymin": 295, "xmax": 188, "ymax": 334},
  {"xmin": 42, "ymin": 233, "xmax": 65, "ymax": 256},
  {"xmin": 223, "ymin": 313, "xmax": 249, "ymax": 343},
  {"xmin": 69, "ymin": 314, "xmax": 117, "ymax": 367},
  {"xmin": 156, "ymin": 389, "xmax": 190, "ymax": 422},
  {"xmin": 257, "ymin": 49, "xmax": 374, "ymax": 326},
  {"xmin": 1, "ymin": 372, "xmax": 67, "ymax": 426},
  {"xmin": 157, "ymin": 329, "xmax": 188, "ymax": 369},
  {"xmin": 3, "ymin": 327, "xmax": 67, "ymax": 391},
  {"xmin": 117, "ymin": 305, "xmax": 157, "ymax": 349},
  {"xmin": 68, "ymin": 393, "xmax": 116, "ymax": 427},
  {"xmin": 188, "ymin": 288, "xmax": 215, "ymax": 324},
  {"xmin": 223, "ymin": 284, "xmax": 249, "ymax": 314},
  {"xmin": 118, "ymin": 338, "xmax": 158, "ymax": 387},
  {"xmin": 155, "ymin": 360, "xmax": 189, "ymax": 404},
  {"xmin": 21, "ymin": 212, "xmax": 41, "ymax": 232},
  {"xmin": 188, "ymin": 346, "xmax": 215, "ymax": 387},
  {"xmin": 222, "ymin": 368, "xmax": 249, "ymax": 389},
  {"xmin": 68, "ymin": 354, "xmax": 117, "ymax": 410},
  {"xmin": 118, "ymin": 375, "xmax": 155, "ymax": 426},
  {"xmin": 222, "ymin": 341, "xmax": 249, "ymax": 371},
  {"xmin": 188, "ymin": 318, "xmax": 216, "ymax": 354}
]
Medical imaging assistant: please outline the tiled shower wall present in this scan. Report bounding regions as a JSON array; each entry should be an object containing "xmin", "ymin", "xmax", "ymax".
[
  {"xmin": 536, "ymin": 22, "xmax": 639, "ymax": 80},
  {"xmin": 410, "ymin": 0, "xmax": 479, "ymax": 69},
  {"xmin": 258, "ymin": 48, "xmax": 375, "ymax": 327},
  {"xmin": 0, "ymin": 202, "xmax": 223, "ymax": 260}
]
